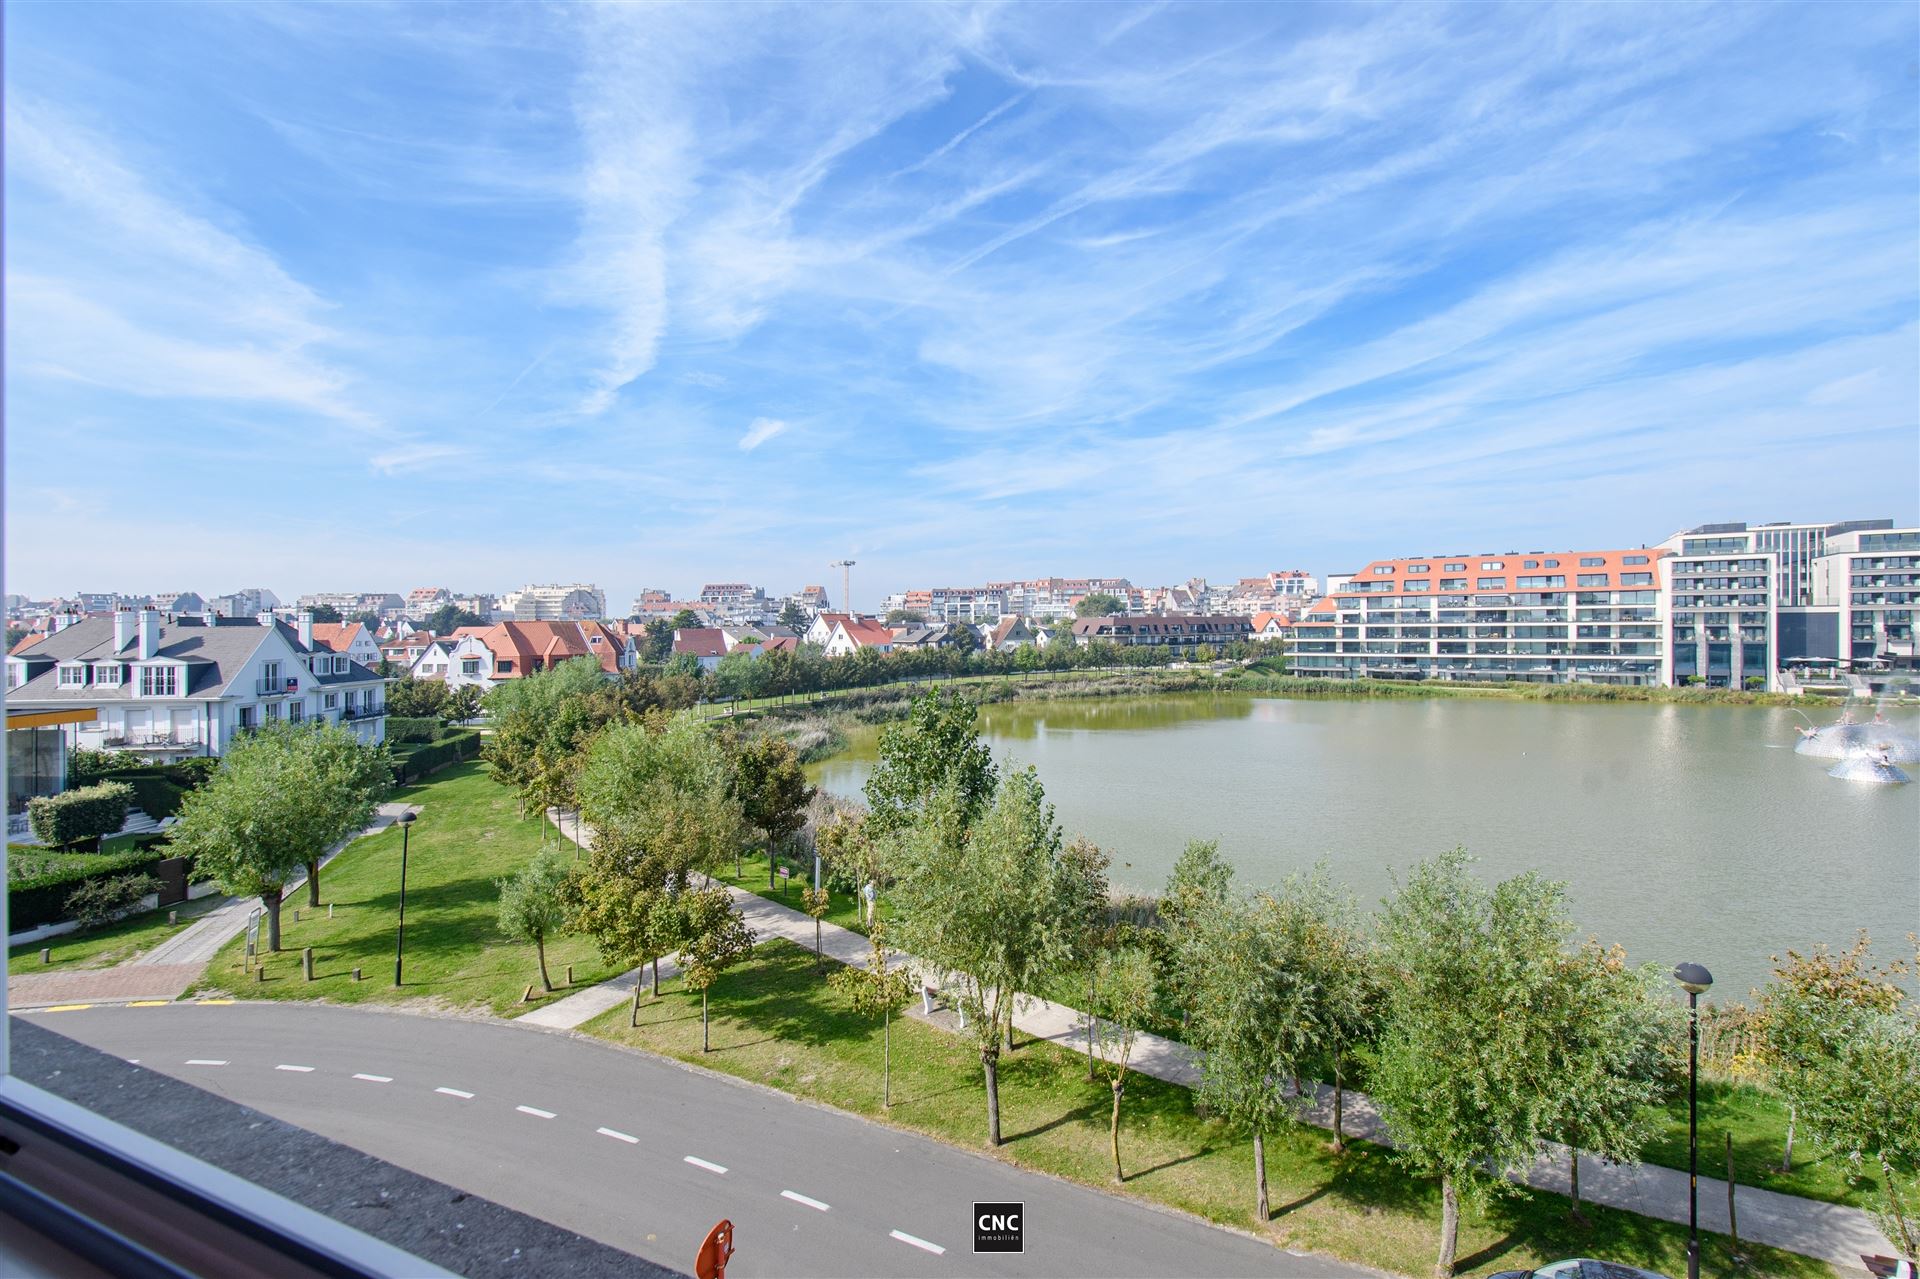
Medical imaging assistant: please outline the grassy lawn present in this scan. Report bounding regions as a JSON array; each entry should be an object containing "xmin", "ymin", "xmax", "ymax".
[
  {"xmin": 7, "ymin": 892, "xmax": 228, "ymax": 971},
  {"xmin": 707, "ymin": 846, "xmax": 884, "ymax": 937},
  {"xmin": 188, "ymin": 763, "xmax": 621, "ymax": 1017},
  {"xmin": 587, "ymin": 940, "xmax": 1828, "ymax": 1279},
  {"xmin": 1644, "ymin": 1080, "xmax": 1869, "ymax": 1209}
]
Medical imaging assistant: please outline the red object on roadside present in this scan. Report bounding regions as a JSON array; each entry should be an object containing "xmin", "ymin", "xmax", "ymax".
[{"xmin": 696, "ymin": 1219, "xmax": 735, "ymax": 1279}]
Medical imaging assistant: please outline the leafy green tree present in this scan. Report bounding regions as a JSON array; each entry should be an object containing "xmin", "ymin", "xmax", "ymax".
[
  {"xmin": 1075, "ymin": 592, "xmax": 1123, "ymax": 617},
  {"xmin": 664, "ymin": 652, "xmax": 705, "ymax": 681},
  {"xmin": 497, "ymin": 847, "xmax": 572, "ymax": 992},
  {"xmin": 643, "ymin": 617, "xmax": 676, "ymax": 662},
  {"xmin": 1366, "ymin": 849, "xmax": 1574, "ymax": 1279},
  {"xmin": 1186, "ymin": 893, "xmax": 1315, "ymax": 1221},
  {"xmin": 307, "ymin": 603, "xmax": 343, "ymax": 624},
  {"xmin": 6, "ymin": 625, "xmax": 29, "ymax": 650},
  {"xmin": 864, "ymin": 687, "xmax": 996, "ymax": 842},
  {"xmin": 482, "ymin": 658, "xmax": 610, "ymax": 814},
  {"xmin": 171, "ymin": 721, "xmax": 389, "ymax": 950},
  {"xmin": 939, "ymin": 622, "xmax": 982, "ymax": 654},
  {"xmin": 446, "ymin": 684, "xmax": 483, "ymax": 724},
  {"xmin": 778, "ymin": 599, "xmax": 810, "ymax": 632},
  {"xmin": 387, "ymin": 675, "xmax": 451, "ymax": 720},
  {"xmin": 577, "ymin": 717, "xmax": 745, "ymax": 883},
  {"xmin": 677, "ymin": 886, "xmax": 755, "ymax": 1052},
  {"xmin": 888, "ymin": 769, "xmax": 1079, "ymax": 1145},
  {"xmin": 1161, "ymin": 839, "xmax": 1235, "ymax": 1029},
  {"xmin": 423, "ymin": 603, "xmax": 486, "ymax": 635},
  {"xmin": 800, "ymin": 885, "xmax": 832, "ymax": 968},
  {"xmin": 669, "ymin": 608, "xmax": 700, "ymax": 631},
  {"xmin": 1092, "ymin": 940, "xmax": 1156, "ymax": 1182},
  {"xmin": 885, "ymin": 608, "xmax": 926, "ymax": 625},
  {"xmin": 732, "ymin": 735, "xmax": 814, "ymax": 886},
  {"xmin": 830, "ymin": 925, "xmax": 917, "ymax": 1106}
]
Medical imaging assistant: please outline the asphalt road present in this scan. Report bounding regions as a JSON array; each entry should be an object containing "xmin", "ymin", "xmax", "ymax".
[{"xmin": 29, "ymin": 1003, "xmax": 1380, "ymax": 1279}]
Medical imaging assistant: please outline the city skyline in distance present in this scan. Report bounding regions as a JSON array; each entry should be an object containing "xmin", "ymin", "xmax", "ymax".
[{"xmin": 5, "ymin": 3, "xmax": 1916, "ymax": 605}]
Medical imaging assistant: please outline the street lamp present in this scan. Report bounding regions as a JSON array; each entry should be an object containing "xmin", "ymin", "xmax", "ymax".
[
  {"xmin": 393, "ymin": 811, "xmax": 418, "ymax": 987},
  {"xmin": 1673, "ymin": 961, "xmax": 1714, "ymax": 1279}
]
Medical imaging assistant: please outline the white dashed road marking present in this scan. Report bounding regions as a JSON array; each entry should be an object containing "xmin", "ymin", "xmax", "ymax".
[
  {"xmin": 435, "ymin": 1087, "xmax": 474, "ymax": 1099},
  {"xmin": 683, "ymin": 1156, "xmax": 727, "ymax": 1175},
  {"xmin": 782, "ymin": 1190, "xmax": 830, "ymax": 1212},
  {"xmin": 596, "ymin": 1127, "xmax": 639, "ymax": 1144},
  {"xmin": 185, "ymin": 1059, "xmax": 226, "ymax": 1066},
  {"xmin": 516, "ymin": 1105, "xmax": 556, "ymax": 1119},
  {"xmin": 353, "ymin": 1073, "xmax": 393, "ymax": 1083},
  {"xmin": 891, "ymin": 1230, "xmax": 945, "ymax": 1255},
  {"xmin": 276, "ymin": 1064, "xmax": 315, "ymax": 1073}
]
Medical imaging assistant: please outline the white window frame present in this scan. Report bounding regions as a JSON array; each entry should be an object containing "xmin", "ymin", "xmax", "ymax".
[
  {"xmin": 139, "ymin": 665, "xmax": 179, "ymax": 697},
  {"xmin": 93, "ymin": 663, "xmax": 123, "ymax": 686},
  {"xmin": 58, "ymin": 664, "xmax": 88, "ymax": 687}
]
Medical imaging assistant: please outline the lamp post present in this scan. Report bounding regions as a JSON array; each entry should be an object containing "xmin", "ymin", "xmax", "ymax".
[
  {"xmin": 1673, "ymin": 961, "xmax": 1714, "ymax": 1279},
  {"xmin": 393, "ymin": 811, "xmax": 417, "ymax": 987}
]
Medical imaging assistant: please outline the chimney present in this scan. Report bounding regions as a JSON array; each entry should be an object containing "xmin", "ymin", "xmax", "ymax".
[
  {"xmin": 257, "ymin": 611, "xmax": 275, "ymax": 628},
  {"xmin": 137, "ymin": 610, "xmax": 162, "ymax": 660},
  {"xmin": 297, "ymin": 610, "xmax": 314, "ymax": 650},
  {"xmin": 114, "ymin": 610, "xmax": 137, "ymax": 652}
]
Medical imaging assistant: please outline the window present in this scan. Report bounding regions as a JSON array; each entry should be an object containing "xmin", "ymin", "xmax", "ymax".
[
  {"xmin": 1543, "ymin": 559, "xmax": 1559, "ymax": 568},
  {"xmin": 334, "ymin": 656, "xmax": 348, "ymax": 674},
  {"xmin": 1523, "ymin": 560, "xmax": 1540, "ymax": 570},
  {"xmin": 1405, "ymin": 564, "xmax": 1429, "ymax": 574},
  {"xmin": 1623, "ymin": 554, "xmax": 1649, "ymax": 565},
  {"xmin": 1404, "ymin": 580, "xmax": 1430, "ymax": 592},
  {"xmin": 237, "ymin": 706, "xmax": 255, "ymax": 729},
  {"xmin": 59, "ymin": 664, "xmax": 89, "ymax": 687},
  {"xmin": 1516, "ymin": 575, "xmax": 1565, "ymax": 588},
  {"xmin": 262, "ymin": 660, "xmax": 280, "ymax": 685},
  {"xmin": 1579, "ymin": 557, "xmax": 1604, "ymax": 567},
  {"xmin": 93, "ymin": 663, "xmax": 123, "ymax": 686},
  {"xmin": 1372, "ymin": 566, "xmax": 1393, "ymax": 575},
  {"xmin": 1622, "ymin": 572, "xmax": 1654, "ymax": 586},
  {"xmin": 462, "ymin": 658, "xmax": 481, "ymax": 675},
  {"xmin": 1441, "ymin": 578, "xmax": 1467, "ymax": 590},
  {"xmin": 1443, "ymin": 563, "xmax": 1466, "ymax": 572},
  {"xmin": 1577, "ymin": 573, "xmax": 1610, "ymax": 587},
  {"xmin": 1481, "ymin": 561, "xmax": 1505, "ymax": 570},
  {"xmin": 288, "ymin": 702, "xmax": 304, "ymax": 723},
  {"xmin": 1476, "ymin": 577, "xmax": 1506, "ymax": 590},
  {"xmin": 140, "ymin": 665, "xmax": 179, "ymax": 696},
  {"xmin": 264, "ymin": 701, "xmax": 281, "ymax": 723},
  {"xmin": 324, "ymin": 692, "xmax": 338, "ymax": 709}
]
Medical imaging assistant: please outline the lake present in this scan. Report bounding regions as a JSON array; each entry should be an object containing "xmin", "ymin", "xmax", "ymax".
[{"xmin": 811, "ymin": 694, "xmax": 1920, "ymax": 1000}]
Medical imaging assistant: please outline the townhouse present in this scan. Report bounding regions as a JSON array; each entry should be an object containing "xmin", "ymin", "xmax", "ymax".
[
  {"xmin": 1070, "ymin": 613, "xmax": 1252, "ymax": 653},
  {"xmin": 438, "ymin": 619, "xmax": 636, "ymax": 690}
]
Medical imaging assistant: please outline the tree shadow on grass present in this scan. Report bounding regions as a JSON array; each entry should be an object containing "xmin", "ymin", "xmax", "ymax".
[
  {"xmin": 1003, "ymin": 1097, "xmax": 1106, "ymax": 1145},
  {"xmin": 1130, "ymin": 1145, "xmax": 1218, "ymax": 1181}
]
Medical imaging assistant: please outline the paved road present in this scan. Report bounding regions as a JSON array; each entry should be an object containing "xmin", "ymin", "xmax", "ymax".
[{"xmin": 27, "ymin": 1003, "xmax": 1378, "ymax": 1279}]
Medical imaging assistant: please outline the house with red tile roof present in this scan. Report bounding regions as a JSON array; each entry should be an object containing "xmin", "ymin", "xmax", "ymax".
[
  {"xmin": 442, "ymin": 620, "xmax": 637, "ymax": 690},
  {"xmin": 1249, "ymin": 611, "xmax": 1293, "ymax": 639},
  {"xmin": 820, "ymin": 617, "xmax": 895, "ymax": 658},
  {"xmin": 671, "ymin": 628, "xmax": 731, "ymax": 671},
  {"xmin": 309, "ymin": 621, "xmax": 382, "ymax": 667}
]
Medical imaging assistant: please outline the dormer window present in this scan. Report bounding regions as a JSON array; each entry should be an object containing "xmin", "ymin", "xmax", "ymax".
[
  {"xmin": 59, "ymin": 663, "xmax": 89, "ymax": 687},
  {"xmin": 139, "ymin": 665, "xmax": 179, "ymax": 696},
  {"xmin": 93, "ymin": 663, "xmax": 123, "ymax": 687},
  {"xmin": 334, "ymin": 656, "xmax": 348, "ymax": 674}
]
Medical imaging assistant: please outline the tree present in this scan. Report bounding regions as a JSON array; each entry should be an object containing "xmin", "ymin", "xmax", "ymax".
[
  {"xmin": 801, "ymin": 885, "xmax": 832, "ymax": 969},
  {"xmin": 643, "ymin": 617, "xmax": 676, "ymax": 662},
  {"xmin": 779, "ymin": 599, "xmax": 810, "ymax": 632},
  {"xmin": 446, "ymin": 684, "xmax": 483, "ymax": 724},
  {"xmin": 424, "ymin": 603, "xmax": 485, "ymax": 635},
  {"xmin": 665, "ymin": 652, "xmax": 704, "ymax": 681},
  {"xmin": 170, "ymin": 721, "xmax": 389, "ymax": 951},
  {"xmin": 939, "ymin": 623, "xmax": 981, "ymax": 655},
  {"xmin": 1186, "ymin": 893, "xmax": 1315, "ymax": 1221},
  {"xmin": 888, "ymin": 768, "xmax": 1078, "ymax": 1145},
  {"xmin": 1075, "ymin": 592, "xmax": 1123, "ymax": 617},
  {"xmin": 1759, "ymin": 936, "xmax": 1917, "ymax": 1256},
  {"xmin": 307, "ymin": 603, "xmax": 343, "ymax": 624},
  {"xmin": 1541, "ymin": 945, "xmax": 1678, "ymax": 1220},
  {"xmin": 829, "ymin": 925, "xmax": 916, "ymax": 1106},
  {"xmin": 864, "ymin": 687, "xmax": 996, "ymax": 842},
  {"xmin": 387, "ymin": 674, "xmax": 451, "ymax": 720},
  {"xmin": 1091, "ymin": 940, "xmax": 1156, "ymax": 1182},
  {"xmin": 885, "ymin": 608, "xmax": 926, "ymax": 625},
  {"xmin": 482, "ymin": 658, "xmax": 610, "ymax": 814},
  {"xmin": 669, "ymin": 608, "xmax": 700, "ymax": 631},
  {"xmin": 5, "ymin": 625, "xmax": 29, "ymax": 650},
  {"xmin": 677, "ymin": 886, "xmax": 755, "ymax": 1052},
  {"xmin": 1161, "ymin": 839, "xmax": 1235, "ymax": 1030},
  {"xmin": 497, "ymin": 847, "xmax": 572, "ymax": 992},
  {"xmin": 1366, "ymin": 849, "xmax": 1575, "ymax": 1279},
  {"xmin": 732, "ymin": 735, "xmax": 814, "ymax": 886}
]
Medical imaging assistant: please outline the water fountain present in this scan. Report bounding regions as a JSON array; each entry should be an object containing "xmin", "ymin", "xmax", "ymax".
[
  {"xmin": 1793, "ymin": 716, "xmax": 1920, "ymax": 763},
  {"xmin": 1827, "ymin": 751, "xmax": 1913, "ymax": 786}
]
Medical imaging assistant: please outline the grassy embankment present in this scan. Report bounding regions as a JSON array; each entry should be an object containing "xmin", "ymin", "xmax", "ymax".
[
  {"xmin": 588, "ymin": 939, "xmax": 1828, "ymax": 1279},
  {"xmin": 188, "ymin": 762, "xmax": 619, "ymax": 1016},
  {"xmin": 7, "ymin": 892, "xmax": 228, "ymax": 971}
]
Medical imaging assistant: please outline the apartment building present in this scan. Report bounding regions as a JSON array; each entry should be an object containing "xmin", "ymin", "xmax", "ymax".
[
  {"xmin": 1293, "ymin": 549, "xmax": 1667, "ymax": 685},
  {"xmin": 1070, "ymin": 613, "xmax": 1252, "ymax": 653},
  {"xmin": 697, "ymin": 583, "xmax": 771, "ymax": 624},
  {"xmin": 1813, "ymin": 527, "xmax": 1918, "ymax": 667},
  {"xmin": 209, "ymin": 587, "xmax": 279, "ymax": 618},
  {"xmin": 5, "ymin": 610, "xmax": 387, "ymax": 759},
  {"xmin": 504, "ymin": 583, "xmax": 607, "ymax": 621}
]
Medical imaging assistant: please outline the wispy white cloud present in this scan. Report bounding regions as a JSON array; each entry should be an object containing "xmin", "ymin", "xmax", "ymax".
[{"xmin": 738, "ymin": 417, "xmax": 790, "ymax": 451}]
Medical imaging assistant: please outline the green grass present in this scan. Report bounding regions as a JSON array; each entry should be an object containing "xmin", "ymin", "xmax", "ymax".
[
  {"xmin": 1644, "ymin": 1079, "xmax": 1870, "ymax": 1209},
  {"xmin": 7, "ymin": 892, "xmax": 227, "ymax": 970},
  {"xmin": 707, "ymin": 846, "xmax": 884, "ymax": 937},
  {"xmin": 588, "ymin": 940, "xmax": 1830, "ymax": 1279},
  {"xmin": 188, "ymin": 763, "xmax": 621, "ymax": 1016}
]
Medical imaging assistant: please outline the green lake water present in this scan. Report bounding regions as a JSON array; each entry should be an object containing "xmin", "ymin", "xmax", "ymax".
[{"xmin": 811, "ymin": 695, "xmax": 1920, "ymax": 999}]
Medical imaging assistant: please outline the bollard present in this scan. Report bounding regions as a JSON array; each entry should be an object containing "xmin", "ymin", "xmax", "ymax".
[
  {"xmin": 41, "ymin": 948, "xmax": 51, "ymax": 965},
  {"xmin": 353, "ymin": 967, "xmax": 363, "ymax": 982},
  {"xmin": 169, "ymin": 910, "xmax": 178, "ymax": 926},
  {"xmin": 255, "ymin": 963, "xmax": 265, "ymax": 983},
  {"xmin": 566, "ymin": 965, "xmax": 574, "ymax": 987},
  {"xmin": 521, "ymin": 984, "xmax": 534, "ymax": 1004},
  {"xmin": 328, "ymin": 904, "xmax": 334, "ymax": 920},
  {"xmin": 302, "ymin": 948, "xmax": 314, "ymax": 982},
  {"xmin": 294, "ymin": 909, "xmax": 301, "ymax": 923},
  {"xmin": 631, "ymin": 986, "xmax": 641, "ymax": 1028}
]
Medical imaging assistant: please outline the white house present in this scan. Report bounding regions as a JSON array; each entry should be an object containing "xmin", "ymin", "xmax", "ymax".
[
  {"xmin": 4, "ymin": 610, "xmax": 387, "ymax": 761},
  {"xmin": 309, "ymin": 621, "xmax": 383, "ymax": 668}
]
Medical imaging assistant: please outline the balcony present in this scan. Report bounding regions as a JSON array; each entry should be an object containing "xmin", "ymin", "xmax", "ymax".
[
  {"xmin": 98, "ymin": 730, "xmax": 205, "ymax": 751},
  {"xmin": 338, "ymin": 705, "xmax": 386, "ymax": 722},
  {"xmin": 256, "ymin": 677, "xmax": 299, "ymax": 696}
]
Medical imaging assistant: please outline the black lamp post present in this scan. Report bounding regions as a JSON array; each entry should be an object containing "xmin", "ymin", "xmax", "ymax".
[
  {"xmin": 393, "ymin": 811, "xmax": 417, "ymax": 987},
  {"xmin": 1673, "ymin": 961, "xmax": 1714, "ymax": 1279}
]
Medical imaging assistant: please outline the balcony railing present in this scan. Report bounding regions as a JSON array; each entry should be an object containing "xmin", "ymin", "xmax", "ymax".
[{"xmin": 256, "ymin": 677, "xmax": 299, "ymax": 696}]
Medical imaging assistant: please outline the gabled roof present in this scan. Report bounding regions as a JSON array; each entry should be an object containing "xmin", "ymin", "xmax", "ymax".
[
  {"xmin": 468, "ymin": 620, "xmax": 630, "ymax": 676},
  {"xmin": 1249, "ymin": 611, "xmax": 1293, "ymax": 632},
  {"xmin": 9, "ymin": 632, "xmax": 44, "ymax": 655},
  {"xmin": 838, "ymin": 619, "xmax": 895, "ymax": 647},
  {"xmin": 672, "ymin": 628, "xmax": 729, "ymax": 659},
  {"xmin": 309, "ymin": 622, "xmax": 369, "ymax": 653},
  {"xmin": 5, "ymin": 614, "xmax": 382, "ymax": 702}
]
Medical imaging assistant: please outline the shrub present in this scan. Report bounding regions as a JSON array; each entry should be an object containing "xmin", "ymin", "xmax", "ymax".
[
  {"xmin": 68, "ymin": 749, "xmax": 143, "ymax": 786},
  {"xmin": 385, "ymin": 716, "xmax": 442, "ymax": 744},
  {"xmin": 27, "ymin": 782, "xmax": 135, "ymax": 850},
  {"xmin": 65, "ymin": 872, "xmax": 161, "ymax": 930},
  {"xmin": 395, "ymin": 730, "xmax": 480, "ymax": 784},
  {"xmin": 101, "ymin": 771, "xmax": 188, "ymax": 819},
  {"xmin": 7, "ymin": 846, "xmax": 173, "ymax": 930}
]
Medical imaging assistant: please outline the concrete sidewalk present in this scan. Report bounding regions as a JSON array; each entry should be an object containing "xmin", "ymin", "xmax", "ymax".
[{"xmin": 539, "ymin": 808, "xmax": 1894, "ymax": 1271}]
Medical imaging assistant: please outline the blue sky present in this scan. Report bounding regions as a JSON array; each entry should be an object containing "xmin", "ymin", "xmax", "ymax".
[{"xmin": 5, "ymin": 1, "xmax": 1916, "ymax": 611}]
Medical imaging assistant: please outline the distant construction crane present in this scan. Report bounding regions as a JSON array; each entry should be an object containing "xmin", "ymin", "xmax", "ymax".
[{"xmin": 829, "ymin": 560, "xmax": 856, "ymax": 616}]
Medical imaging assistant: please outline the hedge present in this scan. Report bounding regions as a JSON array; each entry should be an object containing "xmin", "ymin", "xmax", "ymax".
[
  {"xmin": 7, "ymin": 844, "xmax": 174, "ymax": 932},
  {"xmin": 393, "ymin": 730, "xmax": 480, "ymax": 784},
  {"xmin": 385, "ymin": 716, "xmax": 442, "ymax": 744},
  {"xmin": 27, "ymin": 782, "xmax": 135, "ymax": 850},
  {"xmin": 100, "ymin": 771, "xmax": 188, "ymax": 820}
]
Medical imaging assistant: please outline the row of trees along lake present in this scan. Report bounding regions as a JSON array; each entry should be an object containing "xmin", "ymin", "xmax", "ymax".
[{"xmin": 151, "ymin": 661, "xmax": 1917, "ymax": 1277}]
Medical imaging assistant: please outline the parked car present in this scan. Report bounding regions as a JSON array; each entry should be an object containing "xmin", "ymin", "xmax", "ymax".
[{"xmin": 1490, "ymin": 1263, "xmax": 1672, "ymax": 1279}]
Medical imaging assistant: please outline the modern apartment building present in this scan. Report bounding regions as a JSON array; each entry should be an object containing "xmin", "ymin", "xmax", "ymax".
[
  {"xmin": 5, "ymin": 610, "xmax": 387, "ymax": 760},
  {"xmin": 209, "ymin": 587, "xmax": 280, "ymax": 618},
  {"xmin": 1293, "ymin": 549, "xmax": 1667, "ymax": 685},
  {"xmin": 1813, "ymin": 526, "xmax": 1919, "ymax": 667},
  {"xmin": 697, "ymin": 583, "xmax": 771, "ymax": 624},
  {"xmin": 504, "ymin": 583, "xmax": 606, "ymax": 620}
]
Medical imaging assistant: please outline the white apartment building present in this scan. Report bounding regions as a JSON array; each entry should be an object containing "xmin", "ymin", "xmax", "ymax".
[
  {"xmin": 5, "ymin": 611, "xmax": 387, "ymax": 761},
  {"xmin": 504, "ymin": 583, "xmax": 607, "ymax": 620},
  {"xmin": 1812, "ymin": 527, "xmax": 1919, "ymax": 668}
]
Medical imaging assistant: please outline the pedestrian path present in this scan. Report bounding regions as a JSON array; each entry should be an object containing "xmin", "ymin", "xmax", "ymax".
[{"xmin": 538, "ymin": 809, "xmax": 1893, "ymax": 1271}]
